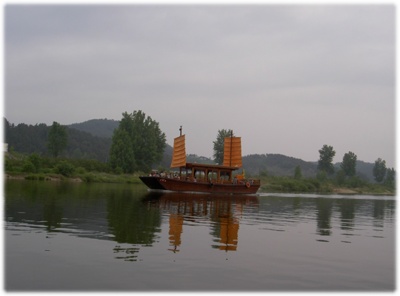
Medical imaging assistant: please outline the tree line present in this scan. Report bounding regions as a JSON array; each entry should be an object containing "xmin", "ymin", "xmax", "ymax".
[
  {"xmin": 4, "ymin": 111, "xmax": 166, "ymax": 176},
  {"xmin": 4, "ymin": 118, "xmax": 111, "ymax": 161},
  {"xmin": 316, "ymin": 144, "xmax": 395, "ymax": 187}
]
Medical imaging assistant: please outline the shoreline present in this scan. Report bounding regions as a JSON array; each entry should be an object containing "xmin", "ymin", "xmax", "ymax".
[{"xmin": 4, "ymin": 173, "xmax": 395, "ymax": 196}]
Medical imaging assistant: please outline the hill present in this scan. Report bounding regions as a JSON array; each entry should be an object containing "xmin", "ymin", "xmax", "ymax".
[
  {"xmin": 243, "ymin": 154, "xmax": 317, "ymax": 178},
  {"xmin": 242, "ymin": 153, "xmax": 375, "ymax": 182},
  {"xmin": 68, "ymin": 119, "xmax": 119, "ymax": 138},
  {"xmin": 4, "ymin": 118, "xmax": 111, "ymax": 161}
]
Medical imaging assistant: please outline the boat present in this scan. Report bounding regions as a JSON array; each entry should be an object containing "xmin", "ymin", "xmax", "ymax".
[{"xmin": 139, "ymin": 127, "xmax": 261, "ymax": 194}]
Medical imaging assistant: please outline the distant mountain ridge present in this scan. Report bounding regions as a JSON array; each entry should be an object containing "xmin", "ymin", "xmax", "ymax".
[
  {"xmin": 242, "ymin": 153, "xmax": 317, "ymax": 177},
  {"xmin": 4, "ymin": 118, "xmax": 112, "ymax": 161},
  {"xmin": 5, "ymin": 118, "xmax": 376, "ymax": 181},
  {"xmin": 242, "ymin": 154, "xmax": 375, "ymax": 182},
  {"xmin": 68, "ymin": 119, "xmax": 119, "ymax": 138}
]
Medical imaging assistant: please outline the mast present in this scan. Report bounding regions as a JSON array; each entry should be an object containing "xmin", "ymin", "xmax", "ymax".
[
  {"xmin": 229, "ymin": 130, "xmax": 233, "ymax": 167},
  {"xmin": 179, "ymin": 126, "xmax": 182, "ymax": 177}
]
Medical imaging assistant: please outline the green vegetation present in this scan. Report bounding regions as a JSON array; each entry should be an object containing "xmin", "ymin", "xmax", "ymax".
[
  {"xmin": 69, "ymin": 118, "xmax": 119, "ymax": 138},
  {"xmin": 255, "ymin": 147, "xmax": 395, "ymax": 195},
  {"xmin": 4, "ymin": 150, "xmax": 395, "ymax": 194},
  {"xmin": 260, "ymin": 175, "xmax": 330, "ymax": 193},
  {"xmin": 5, "ymin": 151, "xmax": 142, "ymax": 184},
  {"xmin": 213, "ymin": 129, "xmax": 233, "ymax": 164},
  {"xmin": 47, "ymin": 121, "xmax": 68, "ymax": 158},
  {"xmin": 318, "ymin": 144, "xmax": 336, "ymax": 175},
  {"xmin": 373, "ymin": 158, "xmax": 387, "ymax": 183},
  {"xmin": 4, "ymin": 118, "xmax": 112, "ymax": 161},
  {"xmin": 341, "ymin": 151, "xmax": 357, "ymax": 177},
  {"xmin": 258, "ymin": 173, "xmax": 394, "ymax": 195},
  {"xmin": 4, "ymin": 117, "xmax": 396, "ymax": 195},
  {"xmin": 109, "ymin": 111, "xmax": 166, "ymax": 173}
]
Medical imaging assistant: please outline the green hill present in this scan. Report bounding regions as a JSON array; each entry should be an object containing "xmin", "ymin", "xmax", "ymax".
[
  {"xmin": 243, "ymin": 154, "xmax": 375, "ymax": 182},
  {"xmin": 4, "ymin": 118, "xmax": 111, "ymax": 161},
  {"xmin": 68, "ymin": 119, "xmax": 119, "ymax": 138},
  {"xmin": 243, "ymin": 154, "xmax": 318, "ymax": 178}
]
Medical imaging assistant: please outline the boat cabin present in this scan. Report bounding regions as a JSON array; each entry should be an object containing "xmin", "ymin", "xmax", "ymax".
[{"xmin": 178, "ymin": 162, "xmax": 242, "ymax": 184}]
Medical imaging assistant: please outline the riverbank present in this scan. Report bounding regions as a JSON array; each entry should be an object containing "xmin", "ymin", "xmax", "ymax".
[
  {"xmin": 4, "ymin": 172, "xmax": 395, "ymax": 196},
  {"xmin": 4, "ymin": 172, "xmax": 142, "ymax": 184},
  {"xmin": 5, "ymin": 152, "xmax": 395, "ymax": 195}
]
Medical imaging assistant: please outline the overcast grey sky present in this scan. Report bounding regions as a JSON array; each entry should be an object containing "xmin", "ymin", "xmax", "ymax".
[{"xmin": 4, "ymin": 4, "xmax": 396, "ymax": 167}]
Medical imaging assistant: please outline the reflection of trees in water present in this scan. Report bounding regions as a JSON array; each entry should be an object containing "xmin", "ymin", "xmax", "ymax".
[
  {"xmin": 372, "ymin": 200, "xmax": 395, "ymax": 229},
  {"xmin": 337, "ymin": 199, "xmax": 356, "ymax": 231},
  {"xmin": 316, "ymin": 198, "xmax": 333, "ymax": 236},
  {"xmin": 5, "ymin": 180, "xmax": 65, "ymax": 231},
  {"xmin": 112, "ymin": 245, "xmax": 140, "ymax": 262},
  {"xmin": 107, "ymin": 191, "xmax": 162, "ymax": 244},
  {"xmin": 42, "ymin": 197, "xmax": 63, "ymax": 231},
  {"xmin": 106, "ymin": 190, "xmax": 162, "ymax": 261},
  {"xmin": 373, "ymin": 200, "xmax": 385, "ymax": 220},
  {"xmin": 259, "ymin": 195, "xmax": 395, "ymax": 240}
]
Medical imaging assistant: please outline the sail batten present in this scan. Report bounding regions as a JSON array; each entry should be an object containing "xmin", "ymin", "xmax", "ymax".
[
  {"xmin": 170, "ymin": 135, "xmax": 186, "ymax": 168},
  {"xmin": 223, "ymin": 137, "xmax": 242, "ymax": 167}
]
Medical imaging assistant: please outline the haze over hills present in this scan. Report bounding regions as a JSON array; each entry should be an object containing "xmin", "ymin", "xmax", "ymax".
[
  {"xmin": 5, "ymin": 118, "xmax": 377, "ymax": 181},
  {"xmin": 69, "ymin": 119, "xmax": 119, "ymax": 138}
]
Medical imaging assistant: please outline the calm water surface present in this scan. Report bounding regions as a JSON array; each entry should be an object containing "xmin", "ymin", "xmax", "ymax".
[{"xmin": 4, "ymin": 180, "xmax": 395, "ymax": 291}]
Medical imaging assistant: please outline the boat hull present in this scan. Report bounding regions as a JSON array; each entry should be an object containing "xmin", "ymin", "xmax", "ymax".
[{"xmin": 139, "ymin": 176, "xmax": 260, "ymax": 194}]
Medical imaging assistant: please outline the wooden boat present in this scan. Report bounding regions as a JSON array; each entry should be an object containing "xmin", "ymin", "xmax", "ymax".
[{"xmin": 140, "ymin": 127, "xmax": 260, "ymax": 194}]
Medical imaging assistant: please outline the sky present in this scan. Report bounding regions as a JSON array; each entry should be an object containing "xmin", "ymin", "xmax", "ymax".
[{"xmin": 3, "ymin": 4, "xmax": 396, "ymax": 167}]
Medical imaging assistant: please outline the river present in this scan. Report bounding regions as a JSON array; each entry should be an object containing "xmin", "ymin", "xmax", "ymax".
[{"xmin": 4, "ymin": 180, "xmax": 395, "ymax": 291}]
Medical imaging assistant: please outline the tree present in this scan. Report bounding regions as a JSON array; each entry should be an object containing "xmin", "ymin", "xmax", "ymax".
[
  {"xmin": 213, "ymin": 129, "xmax": 233, "ymax": 164},
  {"xmin": 109, "ymin": 129, "xmax": 136, "ymax": 173},
  {"xmin": 56, "ymin": 161, "xmax": 75, "ymax": 177},
  {"xmin": 109, "ymin": 110, "xmax": 166, "ymax": 173},
  {"xmin": 384, "ymin": 168, "xmax": 395, "ymax": 188},
  {"xmin": 335, "ymin": 169, "xmax": 346, "ymax": 185},
  {"xmin": 317, "ymin": 145, "xmax": 336, "ymax": 175},
  {"xmin": 47, "ymin": 121, "xmax": 68, "ymax": 158},
  {"xmin": 294, "ymin": 165, "xmax": 302, "ymax": 179},
  {"xmin": 28, "ymin": 153, "xmax": 41, "ymax": 173},
  {"xmin": 373, "ymin": 158, "xmax": 387, "ymax": 183},
  {"xmin": 341, "ymin": 151, "xmax": 357, "ymax": 177}
]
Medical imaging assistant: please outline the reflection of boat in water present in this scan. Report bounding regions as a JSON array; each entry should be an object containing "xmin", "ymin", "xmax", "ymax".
[
  {"xmin": 142, "ymin": 191, "xmax": 259, "ymax": 252},
  {"xmin": 143, "ymin": 191, "xmax": 259, "ymax": 204},
  {"xmin": 140, "ymin": 127, "xmax": 261, "ymax": 194}
]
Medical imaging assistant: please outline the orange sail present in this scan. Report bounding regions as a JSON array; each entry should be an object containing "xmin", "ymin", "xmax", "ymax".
[
  {"xmin": 170, "ymin": 135, "xmax": 186, "ymax": 168},
  {"xmin": 223, "ymin": 137, "xmax": 242, "ymax": 167}
]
